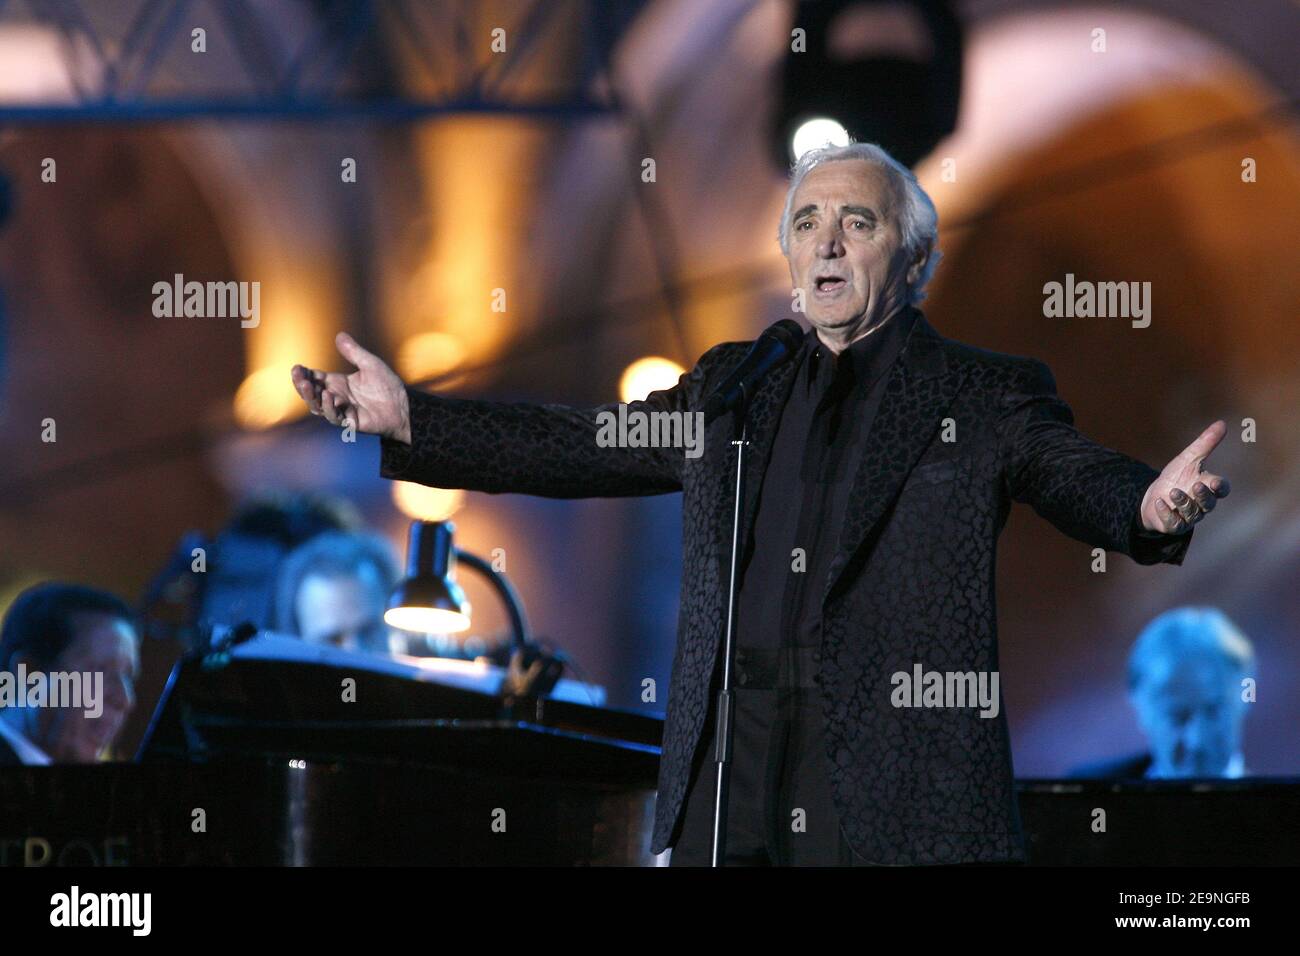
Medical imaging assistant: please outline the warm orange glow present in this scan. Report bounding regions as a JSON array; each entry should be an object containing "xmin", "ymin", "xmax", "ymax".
[
  {"xmin": 619, "ymin": 356, "xmax": 686, "ymax": 403},
  {"xmin": 392, "ymin": 120, "xmax": 552, "ymax": 378},
  {"xmin": 391, "ymin": 481, "xmax": 465, "ymax": 521},
  {"xmin": 396, "ymin": 331, "xmax": 466, "ymax": 383},
  {"xmin": 235, "ymin": 366, "xmax": 305, "ymax": 429},
  {"xmin": 233, "ymin": 279, "xmax": 339, "ymax": 431}
]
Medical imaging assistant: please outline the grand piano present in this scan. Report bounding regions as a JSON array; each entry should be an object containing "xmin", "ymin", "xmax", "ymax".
[
  {"xmin": 1, "ymin": 635, "xmax": 665, "ymax": 866},
  {"xmin": 2, "ymin": 635, "xmax": 1298, "ymax": 865}
]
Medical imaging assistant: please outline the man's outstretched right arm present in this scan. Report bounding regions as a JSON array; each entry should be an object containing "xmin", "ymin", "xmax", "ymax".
[
  {"xmin": 380, "ymin": 366, "xmax": 717, "ymax": 499},
  {"xmin": 292, "ymin": 331, "xmax": 728, "ymax": 500}
]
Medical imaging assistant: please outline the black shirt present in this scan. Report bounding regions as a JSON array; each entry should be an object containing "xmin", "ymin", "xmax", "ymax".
[
  {"xmin": 674, "ymin": 305, "xmax": 919, "ymax": 864},
  {"xmin": 735, "ymin": 304, "xmax": 918, "ymax": 653}
]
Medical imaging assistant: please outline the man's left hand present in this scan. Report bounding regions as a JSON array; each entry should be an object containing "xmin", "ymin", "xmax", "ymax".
[{"xmin": 1140, "ymin": 420, "xmax": 1231, "ymax": 535}]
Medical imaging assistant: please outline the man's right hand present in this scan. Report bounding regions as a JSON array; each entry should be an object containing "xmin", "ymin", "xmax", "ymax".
[{"xmin": 291, "ymin": 332, "xmax": 412, "ymax": 445}]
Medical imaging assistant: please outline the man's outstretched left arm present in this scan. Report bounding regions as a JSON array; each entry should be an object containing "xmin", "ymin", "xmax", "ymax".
[{"xmin": 996, "ymin": 359, "xmax": 1230, "ymax": 565}]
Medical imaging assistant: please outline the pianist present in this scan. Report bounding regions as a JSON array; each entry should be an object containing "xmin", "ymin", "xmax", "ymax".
[
  {"xmin": 0, "ymin": 583, "xmax": 140, "ymax": 765},
  {"xmin": 273, "ymin": 530, "xmax": 399, "ymax": 656},
  {"xmin": 1071, "ymin": 607, "xmax": 1255, "ymax": 779}
]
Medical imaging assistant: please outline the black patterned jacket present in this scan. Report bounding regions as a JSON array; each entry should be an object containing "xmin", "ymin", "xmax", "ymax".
[{"xmin": 379, "ymin": 309, "xmax": 1190, "ymax": 864}]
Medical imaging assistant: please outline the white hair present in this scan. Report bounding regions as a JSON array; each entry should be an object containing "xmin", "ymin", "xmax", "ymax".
[
  {"xmin": 1128, "ymin": 607, "xmax": 1255, "ymax": 692},
  {"xmin": 777, "ymin": 141, "xmax": 943, "ymax": 304}
]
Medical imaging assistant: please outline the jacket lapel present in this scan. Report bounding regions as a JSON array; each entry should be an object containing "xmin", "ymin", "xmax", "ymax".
[{"xmin": 821, "ymin": 314, "xmax": 966, "ymax": 605}]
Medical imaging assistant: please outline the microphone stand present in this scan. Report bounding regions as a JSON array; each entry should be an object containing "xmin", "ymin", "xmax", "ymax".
[{"xmin": 711, "ymin": 384, "xmax": 750, "ymax": 867}]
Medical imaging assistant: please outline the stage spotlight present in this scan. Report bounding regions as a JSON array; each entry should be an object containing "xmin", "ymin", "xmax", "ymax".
[
  {"xmin": 790, "ymin": 116, "xmax": 850, "ymax": 161},
  {"xmin": 397, "ymin": 330, "xmax": 465, "ymax": 385},
  {"xmin": 773, "ymin": 0, "xmax": 963, "ymax": 169},
  {"xmin": 235, "ymin": 366, "xmax": 303, "ymax": 429},
  {"xmin": 391, "ymin": 481, "xmax": 464, "ymax": 522},
  {"xmin": 619, "ymin": 356, "xmax": 685, "ymax": 402}
]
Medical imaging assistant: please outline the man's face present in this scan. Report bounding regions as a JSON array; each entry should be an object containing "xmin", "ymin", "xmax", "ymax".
[
  {"xmin": 785, "ymin": 160, "xmax": 924, "ymax": 343},
  {"xmin": 34, "ymin": 614, "xmax": 139, "ymax": 763},
  {"xmin": 295, "ymin": 569, "xmax": 391, "ymax": 655},
  {"xmin": 1132, "ymin": 656, "xmax": 1247, "ymax": 778}
]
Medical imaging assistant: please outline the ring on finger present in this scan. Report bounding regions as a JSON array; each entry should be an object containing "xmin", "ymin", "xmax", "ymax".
[{"xmin": 1162, "ymin": 508, "xmax": 1184, "ymax": 533}]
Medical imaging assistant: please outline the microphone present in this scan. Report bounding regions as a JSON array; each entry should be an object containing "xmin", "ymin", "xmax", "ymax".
[{"xmin": 703, "ymin": 319, "xmax": 805, "ymax": 421}]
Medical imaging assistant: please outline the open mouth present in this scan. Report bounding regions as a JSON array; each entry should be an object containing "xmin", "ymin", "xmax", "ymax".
[{"xmin": 815, "ymin": 275, "xmax": 848, "ymax": 294}]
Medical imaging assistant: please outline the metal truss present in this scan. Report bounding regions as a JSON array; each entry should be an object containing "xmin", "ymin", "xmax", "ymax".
[{"xmin": 0, "ymin": 0, "xmax": 646, "ymax": 122}]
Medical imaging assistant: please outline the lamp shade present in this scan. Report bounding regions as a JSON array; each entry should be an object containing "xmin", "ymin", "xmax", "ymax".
[{"xmin": 384, "ymin": 520, "xmax": 472, "ymax": 634}]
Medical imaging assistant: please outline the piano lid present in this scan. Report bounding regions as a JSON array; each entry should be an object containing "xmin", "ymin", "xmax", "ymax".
[
  {"xmin": 136, "ymin": 631, "xmax": 658, "ymax": 769},
  {"xmin": 229, "ymin": 631, "xmax": 605, "ymax": 706}
]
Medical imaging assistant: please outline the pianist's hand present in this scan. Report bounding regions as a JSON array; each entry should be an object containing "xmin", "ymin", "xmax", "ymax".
[{"xmin": 291, "ymin": 332, "xmax": 413, "ymax": 445}]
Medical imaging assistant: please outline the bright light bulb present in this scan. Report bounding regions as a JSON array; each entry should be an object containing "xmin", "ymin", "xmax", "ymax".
[
  {"xmin": 384, "ymin": 605, "xmax": 472, "ymax": 634},
  {"xmin": 791, "ymin": 117, "xmax": 850, "ymax": 161},
  {"xmin": 235, "ymin": 366, "xmax": 304, "ymax": 430},
  {"xmin": 619, "ymin": 356, "xmax": 686, "ymax": 403},
  {"xmin": 391, "ymin": 482, "xmax": 464, "ymax": 521}
]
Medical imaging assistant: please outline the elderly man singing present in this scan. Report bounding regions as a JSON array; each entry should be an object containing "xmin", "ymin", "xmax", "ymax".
[{"xmin": 291, "ymin": 141, "xmax": 1229, "ymax": 866}]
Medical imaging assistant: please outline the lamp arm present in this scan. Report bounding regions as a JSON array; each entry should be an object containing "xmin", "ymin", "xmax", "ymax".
[{"xmin": 453, "ymin": 549, "xmax": 530, "ymax": 652}]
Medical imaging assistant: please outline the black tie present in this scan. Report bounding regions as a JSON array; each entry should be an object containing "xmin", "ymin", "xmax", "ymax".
[{"xmin": 803, "ymin": 348, "xmax": 858, "ymax": 483}]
